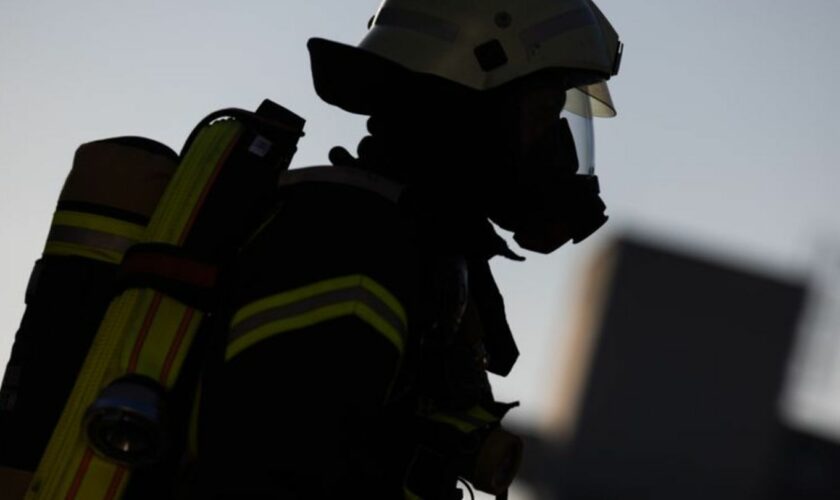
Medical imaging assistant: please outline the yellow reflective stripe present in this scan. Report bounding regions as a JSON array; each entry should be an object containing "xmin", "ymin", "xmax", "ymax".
[
  {"xmin": 44, "ymin": 241, "xmax": 124, "ymax": 265},
  {"xmin": 28, "ymin": 292, "xmax": 203, "ymax": 497},
  {"xmin": 404, "ymin": 487, "xmax": 423, "ymax": 500},
  {"xmin": 146, "ymin": 121, "xmax": 242, "ymax": 244},
  {"xmin": 51, "ymin": 211, "xmax": 145, "ymax": 241},
  {"xmin": 25, "ymin": 447, "xmax": 127, "ymax": 500},
  {"xmin": 71, "ymin": 454, "xmax": 127, "ymax": 500},
  {"xmin": 231, "ymin": 286, "xmax": 405, "ymax": 344},
  {"xmin": 227, "ymin": 275, "xmax": 407, "ymax": 361},
  {"xmin": 157, "ymin": 308, "xmax": 203, "ymax": 389},
  {"xmin": 428, "ymin": 413, "xmax": 478, "ymax": 434},
  {"xmin": 121, "ymin": 294, "xmax": 203, "ymax": 389},
  {"xmin": 232, "ymin": 275, "xmax": 360, "ymax": 326},
  {"xmin": 355, "ymin": 302, "xmax": 405, "ymax": 352},
  {"xmin": 467, "ymin": 405, "xmax": 498, "ymax": 424},
  {"xmin": 44, "ymin": 211, "xmax": 146, "ymax": 264},
  {"xmin": 231, "ymin": 275, "xmax": 406, "ymax": 327},
  {"xmin": 360, "ymin": 276, "xmax": 407, "ymax": 325},
  {"xmin": 27, "ymin": 288, "xmax": 147, "ymax": 499},
  {"xmin": 226, "ymin": 300, "xmax": 404, "ymax": 361},
  {"xmin": 428, "ymin": 405, "xmax": 500, "ymax": 434}
]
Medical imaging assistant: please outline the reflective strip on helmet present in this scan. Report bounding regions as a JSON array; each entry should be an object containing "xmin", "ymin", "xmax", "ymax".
[
  {"xmin": 44, "ymin": 210, "xmax": 145, "ymax": 264},
  {"xmin": 428, "ymin": 405, "xmax": 501, "ymax": 434},
  {"xmin": 519, "ymin": 8, "xmax": 597, "ymax": 48},
  {"xmin": 226, "ymin": 275, "xmax": 407, "ymax": 361},
  {"xmin": 374, "ymin": 7, "xmax": 460, "ymax": 43}
]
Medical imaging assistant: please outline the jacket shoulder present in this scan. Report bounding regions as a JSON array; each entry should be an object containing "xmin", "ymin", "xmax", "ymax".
[{"xmin": 231, "ymin": 166, "xmax": 416, "ymax": 304}]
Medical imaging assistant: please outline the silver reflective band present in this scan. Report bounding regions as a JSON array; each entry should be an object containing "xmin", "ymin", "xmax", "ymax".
[
  {"xmin": 519, "ymin": 8, "xmax": 597, "ymax": 48},
  {"xmin": 48, "ymin": 225, "xmax": 138, "ymax": 254},
  {"xmin": 278, "ymin": 166, "xmax": 405, "ymax": 204},
  {"xmin": 374, "ymin": 7, "xmax": 460, "ymax": 43},
  {"xmin": 229, "ymin": 285, "xmax": 407, "ymax": 347}
]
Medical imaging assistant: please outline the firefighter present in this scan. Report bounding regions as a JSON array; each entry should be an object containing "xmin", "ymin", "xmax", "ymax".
[{"xmin": 193, "ymin": 0, "xmax": 622, "ymax": 498}]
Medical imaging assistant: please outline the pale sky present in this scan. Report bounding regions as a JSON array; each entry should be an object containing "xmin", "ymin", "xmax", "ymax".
[{"xmin": 2, "ymin": 0, "xmax": 840, "ymax": 433}]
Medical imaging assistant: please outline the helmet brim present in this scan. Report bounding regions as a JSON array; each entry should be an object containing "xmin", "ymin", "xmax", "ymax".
[
  {"xmin": 308, "ymin": 37, "xmax": 616, "ymax": 117},
  {"xmin": 308, "ymin": 38, "xmax": 395, "ymax": 115},
  {"xmin": 309, "ymin": 37, "xmax": 496, "ymax": 116}
]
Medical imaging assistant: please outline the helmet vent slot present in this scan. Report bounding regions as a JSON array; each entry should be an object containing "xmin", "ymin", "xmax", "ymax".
[{"xmin": 474, "ymin": 39, "xmax": 508, "ymax": 72}]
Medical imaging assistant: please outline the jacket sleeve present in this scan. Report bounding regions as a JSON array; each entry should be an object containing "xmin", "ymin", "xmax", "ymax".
[{"xmin": 194, "ymin": 180, "xmax": 416, "ymax": 498}]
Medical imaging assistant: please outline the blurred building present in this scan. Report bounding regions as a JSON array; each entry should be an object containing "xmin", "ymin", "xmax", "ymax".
[
  {"xmin": 782, "ymin": 243, "xmax": 840, "ymax": 442},
  {"xmin": 513, "ymin": 236, "xmax": 840, "ymax": 500}
]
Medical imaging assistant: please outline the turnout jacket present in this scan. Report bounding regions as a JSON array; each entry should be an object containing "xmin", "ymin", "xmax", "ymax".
[{"xmin": 193, "ymin": 166, "xmax": 519, "ymax": 499}]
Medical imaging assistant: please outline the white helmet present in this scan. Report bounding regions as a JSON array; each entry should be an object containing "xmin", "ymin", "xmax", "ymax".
[{"xmin": 309, "ymin": 0, "xmax": 622, "ymax": 117}]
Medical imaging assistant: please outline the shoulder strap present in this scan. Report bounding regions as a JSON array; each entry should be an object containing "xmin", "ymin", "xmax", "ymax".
[{"xmin": 277, "ymin": 166, "xmax": 405, "ymax": 204}]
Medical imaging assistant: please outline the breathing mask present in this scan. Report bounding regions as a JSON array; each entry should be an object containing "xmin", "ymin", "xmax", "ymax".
[{"xmin": 490, "ymin": 87, "xmax": 608, "ymax": 254}]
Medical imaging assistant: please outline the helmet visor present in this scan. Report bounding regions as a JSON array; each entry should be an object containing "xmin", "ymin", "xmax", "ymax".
[
  {"xmin": 566, "ymin": 82, "xmax": 616, "ymax": 118},
  {"xmin": 561, "ymin": 88, "xmax": 596, "ymax": 175}
]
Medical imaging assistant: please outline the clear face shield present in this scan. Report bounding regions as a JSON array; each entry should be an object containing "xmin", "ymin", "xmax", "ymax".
[{"xmin": 561, "ymin": 88, "xmax": 596, "ymax": 176}]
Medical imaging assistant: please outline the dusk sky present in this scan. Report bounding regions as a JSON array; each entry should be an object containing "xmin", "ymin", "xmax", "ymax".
[{"xmin": 2, "ymin": 0, "xmax": 840, "ymax": 437}]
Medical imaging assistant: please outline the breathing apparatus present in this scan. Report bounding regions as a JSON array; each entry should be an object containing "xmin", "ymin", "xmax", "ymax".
[{"xmin": 489, "ymin": 85, "xmax": 609, "ymax": 254}]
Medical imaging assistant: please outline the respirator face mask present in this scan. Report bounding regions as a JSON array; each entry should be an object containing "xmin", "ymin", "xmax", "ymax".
[{"xmin": 489, "ymin": 87, "xmax": 608, "ymax": 254}]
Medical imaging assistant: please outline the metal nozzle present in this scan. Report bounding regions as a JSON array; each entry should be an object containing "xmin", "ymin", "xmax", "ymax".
[{"xmin": 83, "ymin": 375, "xmax": 168, "ymax": 467}]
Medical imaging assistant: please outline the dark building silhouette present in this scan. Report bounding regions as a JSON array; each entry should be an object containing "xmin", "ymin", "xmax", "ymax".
[{"xmin": 517, "ymin": 236, "xmax": 829, "ymax": 500}]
